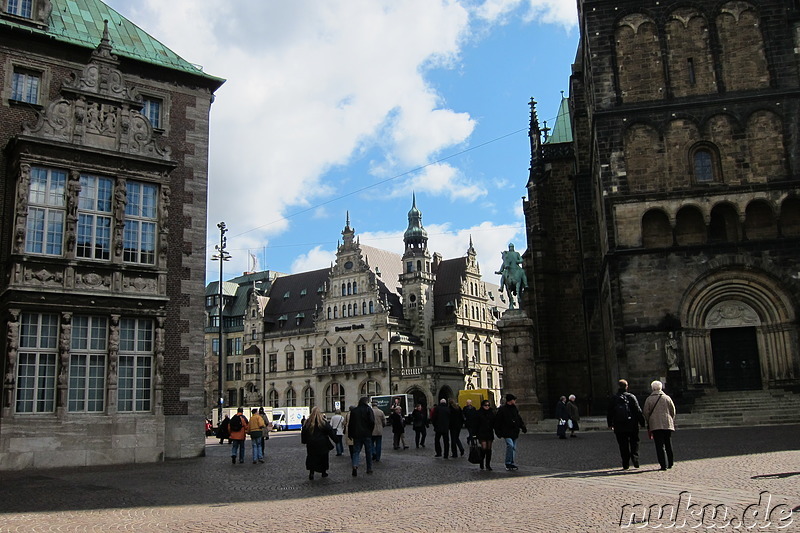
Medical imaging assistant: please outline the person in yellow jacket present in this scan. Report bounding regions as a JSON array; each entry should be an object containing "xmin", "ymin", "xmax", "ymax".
[{"xmin": 248, "ymin": 408, "xmax": 267, "ymax": 464}]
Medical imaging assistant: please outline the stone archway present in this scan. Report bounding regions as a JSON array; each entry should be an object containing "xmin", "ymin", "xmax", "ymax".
[{"xmin": 680, "ymin": 267, "xmax": 798, "ymax": 389}]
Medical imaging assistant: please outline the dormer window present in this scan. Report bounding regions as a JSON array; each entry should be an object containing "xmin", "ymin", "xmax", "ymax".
[
  {"xmin": 142, "ymin": 96, "xmax": 163, "ymax": 129},
  {"xmin": 11, "ymin": 67, "xmax": 40, "ymax": 104},
  {"xmin": 300, "ymin": 288, "xmax": 307, "ymax": 296},
  {"xmin": 283, "ymin": 291, "xmax": 290, "ymax": 300},
  {"xmin": 7, "ymin": 0, "xmax": 32, "ymax": 18}
]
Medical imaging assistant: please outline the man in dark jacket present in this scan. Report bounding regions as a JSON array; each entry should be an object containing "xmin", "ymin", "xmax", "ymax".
[
  {"xmin": 347, "ymin": 396, "xmax": 376, "ymax": 476},
  {"xmin": 431, "ymin": 398, "xmax": 451, "ymax": 458},
  {"xmin": 494, "ymin": 394, "xmax": 527, "ymax": 470},
  {"xmin": 607, "ymin": 379, "xmax": 646, "ymax": 470}
]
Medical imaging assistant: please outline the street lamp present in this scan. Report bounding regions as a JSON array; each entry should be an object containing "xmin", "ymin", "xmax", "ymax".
[{"xmin": 211, "ymin": 221, "xmax": 231, "ymax": 425}]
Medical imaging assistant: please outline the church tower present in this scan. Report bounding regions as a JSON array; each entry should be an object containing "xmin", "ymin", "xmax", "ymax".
[{"xmin": 400, "ymin": 194, "xmax": 435, "ymax": 345}]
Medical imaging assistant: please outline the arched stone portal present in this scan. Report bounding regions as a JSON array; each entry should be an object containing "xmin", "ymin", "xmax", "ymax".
[{"xmin": 680, "ymin": 267, "xmax": 798, "ymax": 390}]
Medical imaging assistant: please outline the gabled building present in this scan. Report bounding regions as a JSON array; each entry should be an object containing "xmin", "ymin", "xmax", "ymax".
[
  {"xmin": 206, "ymin": 203, "xmax": 508, "ymax": 415},
  {"xmin": 0, "ymin": 0, "xmax": 223, "ymax": 470},
  {"xmin": 523, "ymin": 0, "xmax": 800, "ymax": 415}
]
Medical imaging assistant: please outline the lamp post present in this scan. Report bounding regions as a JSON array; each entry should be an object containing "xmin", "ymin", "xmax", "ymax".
[{"xmin": 211, "ymin": 221, "xmax": 231, "ymax": 425}]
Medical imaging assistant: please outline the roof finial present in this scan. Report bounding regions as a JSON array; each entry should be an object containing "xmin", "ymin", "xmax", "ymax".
[{"xmin": 346, "ymin": 210, "xmax": 351, "ymax": 229}]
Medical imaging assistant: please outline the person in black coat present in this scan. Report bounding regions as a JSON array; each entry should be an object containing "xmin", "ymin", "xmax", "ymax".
[
  {"xmin": 494, "ymin": 394, "xmax": 527, "ymax": 470},
  {"xmin": 301, "ymin": 407, "xmax": 336, "ymax": 480},
  {"xmin": 431, "ymin": 398, "xmax": 451, "ymax": 458},
  {"xmin": 217, "ymin": 414, "xmax": 230, "ymax": 444},
  {"xmin": 389, "ymin": 407, "xmax": 408, "ymax": 450},
  {"xmin": 347, "ymin": 396, "xmax": 376, "ymax": 476},
  {"xmin": 448, "ymin": 399, "xmax": 465, "ymax": 457},
  {"xmin": 410, "ymin": 403, "xmax": 428, "ymax": 448},
  {"xmin": 607, "ymin": 379, "xmax": 646, "ymax": 470},
  {"xmin": 462, "ymin": 399, "xmax": 478, "ymax": 444},
  {"xmin": 474, "ymin": 400, "xmax": 497, "ymax": 470}
]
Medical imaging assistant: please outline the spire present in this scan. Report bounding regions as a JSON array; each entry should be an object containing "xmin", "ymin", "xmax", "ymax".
[
  {"xmin": 528, "ymin": 97, "xmax": 544, "ymax": 186},
  {"xmin": 342, "ymin": 211, "xmax": 355, "ymax": 247},
  {"xmin": 403, "ymin": 193, "xmax": 427, "ymax": 251}
]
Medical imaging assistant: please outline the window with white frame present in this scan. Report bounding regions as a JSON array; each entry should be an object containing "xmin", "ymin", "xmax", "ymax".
[
  {"xmin": 268, "ymin": 389, "xmax": 279, "ymax": 408},
  {"xmin": 321, "ymin": 347, "xmax": 331, "ymax": 366},
  {"xmin": 356, "ymin": 344, "xmax": 366, "ymax": 364},
  {"xmin": 77, "ymin": 174, "xmax": 113, "ymax": 260},
  {"xmin": 6, "ymin": 0, "xmax": 32, "ymax": 17},
  {"xmin": 336, "ymin": 346, "xmax": 346, "ymax": 366},
  {"xmin": 25, "ymin": 166, "xmax": 66, "ymax": 256},
  {"xmin": 142, "ymin": 96, "xmax": 163, "ymax": 129},
  {"xmin": 117, "ymin": 318, "xmax": 153, "ymax": 412},
  {"xmin": 16, "ymin": 312, "xmax": 58, "ymax": 413},
  {"xmin": 325, "ymin": 382, "xmax": 344, "ymax": 412},
  {"xmin": 372, "ymin": 342, "xmax": 382, "ymax": 362},
  {"xmin": 303, "ymin": 387, "xmax": 315, "ymax": 408},
  {"xmin": 286, "ymin": 351, "xmax": 294, "ymax": 371},
  {"xmin": 360, "ymin": 379, "xmax": 380, "ymax": 396},
  {"xmin": 68, "ymin": 316, "xmax": 107, "ymax": 412},
  {"xmin": 268, "ymin": 353, "xmax": 277, "ymax": 373},
  {"xmin": 11, "ymin": 67, "xmax": 39, "ymax": 103},
  {"xmin": 123, "ymin": 181, "xmax": 157, "ymax": 264},
  {"xmin": 485, "ymin": 343, "xmax": 492, "ymax": 365},
  {"xmin": 286, "ymin": 387, "xmax": 296, "ymax": 407},
  {"xmin": 303, "ymin": 349, "xmax": 313, "ymax": 369}
]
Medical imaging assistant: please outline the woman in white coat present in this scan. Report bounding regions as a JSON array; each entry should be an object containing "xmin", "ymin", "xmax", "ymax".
[{"xmin": 642, "ymin": 380, "xmax": 676, "ymax": 471}]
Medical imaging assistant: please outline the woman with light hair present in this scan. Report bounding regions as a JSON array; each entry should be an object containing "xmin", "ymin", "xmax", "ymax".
[
  {"xmin": 300, "ymin": 406, "xmax": 336, "ymax": 480},
  {"xmin": 566, "ymin": 395, "xmax": 580, "ymax": 437},
  {"xmin": 642, "ymin": 380, "xmax": 676, "ymax": 471}
]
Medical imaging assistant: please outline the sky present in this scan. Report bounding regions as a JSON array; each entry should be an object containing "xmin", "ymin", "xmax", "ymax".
[{"xmin": 103, "ymin": 0, "xmax": 580, "ymax": 285}]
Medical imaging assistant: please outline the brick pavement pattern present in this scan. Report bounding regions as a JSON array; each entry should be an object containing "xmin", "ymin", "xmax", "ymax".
[{"xmin": 0, "ymin": 425, "xmax": 798, "ymax": 532}]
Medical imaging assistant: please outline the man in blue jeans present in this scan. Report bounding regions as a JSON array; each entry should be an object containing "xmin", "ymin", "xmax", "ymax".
[
  {"xmin": 493, "ymin": 394, "xmax": 527, "ymax": 470},
  {"xmin": 347, "ymin": 396, "xmax": 375, "ymax": 476}
]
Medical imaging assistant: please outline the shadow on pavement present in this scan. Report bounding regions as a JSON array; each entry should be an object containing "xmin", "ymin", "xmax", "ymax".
[{"xmin": 0, "ymin": 424, "xmax": 797, "ymax": 514}]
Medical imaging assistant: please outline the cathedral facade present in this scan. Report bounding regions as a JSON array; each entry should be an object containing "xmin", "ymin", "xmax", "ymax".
[
  {"xmin": 0, "ymin": 0, "xmax": 223, "ymax": 469},
  {"xmin": 206, "ymin": 202, "xmax": 508, "ymax": 415},
  {"xmin": 523, "ymin": 0, "xmax": 800, "ymax": 414}
]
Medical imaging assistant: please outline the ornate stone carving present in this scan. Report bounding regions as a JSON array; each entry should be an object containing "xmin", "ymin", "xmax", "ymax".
[
  {"xmin": 13, "ymin": 164, "xmax": 31, "ymax": 254},
  {"xmin": 123, "ymin": 275, "xmax": 157, "ymax": 293},
  {"xmin": 75, "ymin": 271, "xmax": 112, "ymax": 289},
  {"xmin": 25, "ymin": 267, "xmax": 64, "ymax": 285},
  {"xmin": 113, "ymin": 178, "xmax": 127, "ymax": 259},
  {"xmin": 155, "ymin": 317, "xmax": 165, "ymax": 388},
  {"xmin": 4, "ymin": 310, "xmax": 20, "ymax": 408},
  {"xmin": 108, "ymin": 315, "xmax": 120, "ymax": 388},
  {"xmin": 665, "ymin": 331, "xmax": 679, "ymax": 370},
  {"xmin": 705, "ymin": 301, "xmax": 761, "ymax": 328}
]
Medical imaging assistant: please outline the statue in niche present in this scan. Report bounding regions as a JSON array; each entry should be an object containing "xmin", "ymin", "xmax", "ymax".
[{"xmin": 665, "ymin": 331, "xmax": 679, "ymax": 371}]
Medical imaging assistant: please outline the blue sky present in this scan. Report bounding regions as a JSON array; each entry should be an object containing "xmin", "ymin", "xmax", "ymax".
[{"xmin": 103, "ymin": 0, "xmax": 579, "ymax": 284}]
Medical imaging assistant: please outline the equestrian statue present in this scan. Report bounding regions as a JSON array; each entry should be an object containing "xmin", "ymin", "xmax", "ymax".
[{"xmin": 496, "ymin": 243, "xmax": 528, "ymax": 310}]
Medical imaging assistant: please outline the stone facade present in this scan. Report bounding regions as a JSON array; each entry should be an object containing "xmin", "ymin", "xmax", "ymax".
[
  {"xmin": 0, "ymin": 1, "xmax": 223, "ymax": 470},
  {"xmin": 205, "ymin": 206, "xmax": 508, "ymax": 416},
  {"xmin": 523, "ymin": 0, "xmax": 800, "ymax": 415}
]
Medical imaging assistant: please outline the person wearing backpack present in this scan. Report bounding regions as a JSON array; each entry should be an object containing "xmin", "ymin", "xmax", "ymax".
[
  {"xmin": 229, "ymin": 407, "xmax": 249, "ymax": 464},
  {"xmin": 607, "ymin": 379, "xmax": 645, "ymax": 470}
]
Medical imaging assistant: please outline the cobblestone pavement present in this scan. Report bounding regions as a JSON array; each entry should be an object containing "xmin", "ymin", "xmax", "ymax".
[{"xmin": 0, "ymin": 425, "xmax": 798, "ymax": 532}]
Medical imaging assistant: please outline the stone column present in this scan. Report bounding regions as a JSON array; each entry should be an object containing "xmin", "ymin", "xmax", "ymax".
[{"xmin": 497, "ymin": 308, "xmax": 541, "ymax": 423}]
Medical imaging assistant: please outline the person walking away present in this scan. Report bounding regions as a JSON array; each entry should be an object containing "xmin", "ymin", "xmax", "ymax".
[
  {"xmin": 329, "ymin": 408, "xmax": 345, "ymax": 456},
  {"xmin": 217, "ymin": 414, "xmax": 230, "ymax": 445},
  {"xmin": 475, "ymin": 399, "xmax": 497, "ymax": 470},
  {"xmin": 431, "ymin": 398, "xmax": 451, "ymax": 458},
  {"xmin": 389, "ymin": 406, "xmax": 408, "ymax": 449},
  {"xmin": 247, "ymin": 408, "xmax": 267, "ymax": 464},
  {"xmin": 555, "ymin": 396, "xmax": 569, "ymax": 439},
  {"xmin": 642, "ymin": 380, "xmax": 676, "ymax": 471},
  {"xmin": 448, "ymin": 399, "xmax": 465, "ymax": 457},
  {"xmin": 229, "ymin": 407, "xmax": 249, "ymax": 464},
  {"xmin": 348, "ymin": 397, "xmax": 376, "ymax": 476},
  {"xmin": 607, "ymin": 379, "xmax": 646, "ymax": 470},
  {"xmin": 463, "ymin": 399, "xmax": 478, "ymax": 444},
  {"xmin": 566, "ymin": 395, "xmax": 580, "ymax": 438},
  {"xmin": 301, "ymin": 406, "xmax": 337, "ymax": 479},
  {"xmin": 411, "ymin": 403, "xmax": 428, "ymax": 448},
  {"xmin": 258, "ymin": 407, "xmax": 272, "ymax": 457},
  {"xmin": 494, "ymin": 394, "xmax": 527, "ymax": 470},
  {"xmin": 370, "ymin": 400, "xmax": 386, "ymax": 462},
  {"xmin": 343, "ymin": 406, "xmax": 356, "ymax": 458}
]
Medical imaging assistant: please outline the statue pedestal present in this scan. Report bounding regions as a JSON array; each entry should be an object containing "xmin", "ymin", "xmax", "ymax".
[{"xmin": 497, "ymin": 308, "xmax": 542, "ymax": 423}]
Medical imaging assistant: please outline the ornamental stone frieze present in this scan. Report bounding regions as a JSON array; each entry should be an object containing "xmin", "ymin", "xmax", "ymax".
[{"xmin": 20, "ymin": 21, "xmax": 171, "ymax": 162}]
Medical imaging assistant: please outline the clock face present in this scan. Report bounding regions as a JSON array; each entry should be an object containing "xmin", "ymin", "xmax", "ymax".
[{"xmin": 344, "ymin": 261, "xmax": 353, "ymax": 270}]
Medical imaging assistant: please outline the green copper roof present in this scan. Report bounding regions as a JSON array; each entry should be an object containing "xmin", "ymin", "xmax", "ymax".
[
  {"xmin": 1, "ymin": 0, "xmax": 223, "ymax": 83},
  {"xmin": 544, "ymin": 95, "xmax": 572, "ymax": 145}
]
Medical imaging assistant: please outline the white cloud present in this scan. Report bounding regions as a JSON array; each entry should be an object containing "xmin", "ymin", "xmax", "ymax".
[
  {"xmin": 391, "ymin": 163, "xmax": 487, "ymax": 201},
  {"xmin": 290, "ymin": 246, "xmax": 336, "ymax": 274},
  {"xmin": 476, "ymin": 0, "xmax": 577, "ymax": 28}
]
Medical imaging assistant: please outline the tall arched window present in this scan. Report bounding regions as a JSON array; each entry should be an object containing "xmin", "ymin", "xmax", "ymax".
[
  {"xmin": 268, "ymin": 389, "xmax": 279, "ymax": 408},
  {"xmin": 285, "ymin": 387, "xmax": 296, "ymax": 407},
  {"xmin": 352, "ymin": 281, "xmax": 357, "ymax": 294},
  {"xmin": 326, "ymin": 382, "xmax": 345, "ymax": 412},
  {"xmin": 368, "ymin": 301, "xmax": 374, "ymax": 314},
  {"xmin": 360, "ymin": 380, "xmax": 381, "ymax": 396},
  {"xmin": 303, "ymin": 387, "xmax": 315, "ymax": 408},
  {"xmin": 333, "ymin": 306, "xmax": 338, "ymax": 318},
  {"xmin": 327, "ymin": 306, "xmax": 332, "ymax": 319},
  {"xmin": 341, "ymin": 283, "xmax": 346, "ymax": 296},
  {"xmin": 347, "ymin": 282, "xmax": 351, "ymax": 295},
  {"xmin": 690, "ymin": 144, "xmax": 719, "ymax": 183},
  {"xmin": 362, "ymin": 301, "xmax": 367, "ymax": 315}
]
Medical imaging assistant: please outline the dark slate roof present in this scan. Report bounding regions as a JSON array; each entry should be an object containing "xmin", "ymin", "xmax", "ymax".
[
  {"xmin": 0, "ymin": 0, "xmax": 224, "ymax": 83},
  {"xmin": 433, "ymin": 257, "xmax": 467, "ymax": 321},
  {"xmin": 360, "ymin": 244, "xmax": 403, "ymax": 317},
  {"xmin": 262, "ymin": 268, "xmax": 330, "ymax": 332}
]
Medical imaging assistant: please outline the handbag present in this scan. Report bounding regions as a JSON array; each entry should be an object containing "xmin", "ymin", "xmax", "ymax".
[
  {"xmin": 567, "ymin": 419, "xmax": 574, "ymax": 429},
  {"xmin": 468, "ymin": 440, "xmax": 482, "ymax": 464}
]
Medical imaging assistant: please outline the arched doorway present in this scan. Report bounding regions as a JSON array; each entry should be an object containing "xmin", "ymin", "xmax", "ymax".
[{"xmin": 680, "ymin": 267, "xmax": 798, "ymax": 390}]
